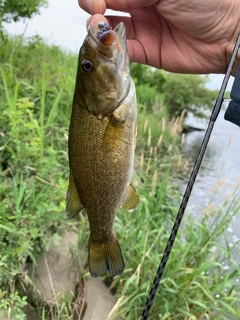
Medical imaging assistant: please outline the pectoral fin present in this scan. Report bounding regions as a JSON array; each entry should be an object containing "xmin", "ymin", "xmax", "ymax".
[
  {"xmin": 110, "ymin": 101, "xmax": 129, "ymax": 126},
  {"xmin": 121, "ymin": 183, "xmax": 140, "ymax": 211},
  {"xmin": 66, "ymin": 172, "xmax": 84, "ymax": 219}
]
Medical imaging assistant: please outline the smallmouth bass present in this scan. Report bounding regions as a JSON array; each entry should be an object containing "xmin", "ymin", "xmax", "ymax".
[{"xmin": 66, "ymin": 17, "xmax": 139, "ymax": 278}]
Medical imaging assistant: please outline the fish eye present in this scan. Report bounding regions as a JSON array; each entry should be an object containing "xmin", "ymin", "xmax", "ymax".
[
  {"xmin": 98, "ymin": 21, "xmax": 106, "ymax": 29},
  {"xmin": 81, "ymin": 59, "xmax": 93, "ymax": 73}
]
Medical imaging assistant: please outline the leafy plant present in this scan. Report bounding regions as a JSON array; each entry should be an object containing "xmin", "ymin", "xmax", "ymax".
[
  {"xmin": 130, "ymin": 63, "xmax": 215, "ymax": 120},
  {"xmin": 0, "ymin": 0, "xmax": 48, "ymax": 25},
  {"xmin": 0, "ymin": 35, "xmax": 72, "ymax": 317},
  {"xmin": 162, "ymin": 73, "xmax": 216, "ymax": 119},
  {"xmin": 106, "ymin": 180, "xmax": 240, "ymax": 319}
]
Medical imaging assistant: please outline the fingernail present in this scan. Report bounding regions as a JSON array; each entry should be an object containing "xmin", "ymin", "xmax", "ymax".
[{"xmin": 87, "ymin": 14, "xmax": 109, "ymax": 30}]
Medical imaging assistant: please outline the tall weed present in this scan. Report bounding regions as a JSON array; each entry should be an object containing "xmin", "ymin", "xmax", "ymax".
[
  {"xmin": 106, "ymin": 181, "xmax": 240, "ymax": 319},
  {"xmin": 0, "ymin": 34, "xmax": 72, "ymax": 317}
]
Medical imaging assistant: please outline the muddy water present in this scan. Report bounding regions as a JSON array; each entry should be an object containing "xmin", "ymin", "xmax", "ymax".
[{"xmin": 181, "ymin": 109, "xmax": 240, "ymax": 263}]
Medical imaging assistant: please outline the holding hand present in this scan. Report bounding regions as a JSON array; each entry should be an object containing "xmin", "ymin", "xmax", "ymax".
[{"xmin": 79, "ymin": 0, "xmax": 240, "ymax": 75}]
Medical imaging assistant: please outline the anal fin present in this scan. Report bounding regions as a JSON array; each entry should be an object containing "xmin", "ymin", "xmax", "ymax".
[
  {"xmin": 66, "ymin": 172, "xmax": 84, "ymax": 219},
  {"xmin": 121, "ymin": 183, "xmax": 140, "ymax": 211}
]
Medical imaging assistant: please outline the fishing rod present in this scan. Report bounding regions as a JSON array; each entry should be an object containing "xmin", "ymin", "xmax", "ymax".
[{"xmin": 141, "ymin": 33, "xmax": 240, "ymax": 320}]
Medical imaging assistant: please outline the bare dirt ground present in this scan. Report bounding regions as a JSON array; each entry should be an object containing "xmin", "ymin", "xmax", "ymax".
[{"xmin": 0, "ymin": 231, "xmax": 120, "ymax": 320}]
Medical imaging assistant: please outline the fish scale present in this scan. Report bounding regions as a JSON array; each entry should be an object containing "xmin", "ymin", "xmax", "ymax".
[{"xmin": 66, "ymin": 20, "xmax": 140, "ymax": 277}]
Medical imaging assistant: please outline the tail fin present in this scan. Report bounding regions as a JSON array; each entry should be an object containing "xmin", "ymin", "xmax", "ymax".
[{"xmin": 88, "ymin": 237, "xmax": 125, "ymax": 278}]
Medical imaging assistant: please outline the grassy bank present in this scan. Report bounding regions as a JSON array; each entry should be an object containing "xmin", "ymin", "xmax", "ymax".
[
  {"xmin": 0, "ymin": 34, "xmax": 240, "ymax": 319},
  {"xmin": 0, "ymin": 34, "xmax": 75, "ymax": 318}
]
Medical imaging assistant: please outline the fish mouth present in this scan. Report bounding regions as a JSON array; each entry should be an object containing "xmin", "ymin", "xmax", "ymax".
[{"xmin": 87, "ymin": 22, "xmax": 127, "ymax": 58}]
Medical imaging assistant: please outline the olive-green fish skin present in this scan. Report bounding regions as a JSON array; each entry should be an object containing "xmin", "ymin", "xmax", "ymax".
[
  {"xmin": 74, "ymin": 23, "xmax": 131, "ymax": 118},
  {"xmin": 67, "ymin": 22, "xmax": 139, "ymax": 277}
]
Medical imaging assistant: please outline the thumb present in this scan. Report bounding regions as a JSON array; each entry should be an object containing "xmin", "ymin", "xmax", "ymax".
[
  {"xmin": 86, "ymin": 14, "xmax": 109, "ymax": 30},
  {"xmin": 78, "ymin": 0, "xmax": 106, "ymax": 15},
  {"xmin": 78, "ymin": 0, "xmax": 157, "ymax": 14}
]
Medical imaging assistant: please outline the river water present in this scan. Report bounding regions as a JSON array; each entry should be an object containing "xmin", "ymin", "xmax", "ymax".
[{"xmin": 181, "ymin": 109, "xmax": 240, "ymax": 263}]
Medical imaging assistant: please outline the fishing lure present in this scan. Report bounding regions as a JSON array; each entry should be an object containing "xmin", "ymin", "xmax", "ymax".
[{"xmin": 97, "ymin": 21, "xmax": 124, "ymax": 54}]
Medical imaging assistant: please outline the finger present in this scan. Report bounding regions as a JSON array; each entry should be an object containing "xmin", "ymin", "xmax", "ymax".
[
  {"xmin": 105, "ymin": 12, "xmax": 159, "ymax": 53},
  {"xmin": 105, "ymin": 16, "xmax": 133, "ymax": 35},
  {"xmin": 104, "ymin": 0, "xmax": 156, "ymax": 11},
  {"xmin": 126, "ymin": 39, "xmax": 148, "ymax": 65},
  {"xmin": 106, "ymin": 5, "xmax": 160, "ymax": 39},
  {"xmin": 105, "ymin": 16, "xmax": 152, "ymax": 66},
  {"xmin": 78, "ymin": 0, "xmax": 157, "ymax": 14},
  {"xmin": 78, "ymin": 0, "xmax": 106, "ymax": 15},
  {"xmin": 86, "ymin": 14, "xmax": 109, "ymax": 30}
]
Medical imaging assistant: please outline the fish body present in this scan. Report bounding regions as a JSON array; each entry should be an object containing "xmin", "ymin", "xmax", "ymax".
[{"xmin": 67, "ymin": 22, "xmax": 139, "ymax": 277}]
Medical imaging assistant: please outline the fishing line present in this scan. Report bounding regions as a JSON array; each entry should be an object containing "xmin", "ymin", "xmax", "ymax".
[{"xmin": 141, "ymin": 33, "xmax": 240, "ymax": 320}]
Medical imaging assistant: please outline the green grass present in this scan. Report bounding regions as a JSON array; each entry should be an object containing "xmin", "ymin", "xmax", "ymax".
[
  {"xmin": 102, "ymin": 185, "xmax": 240, "ymax": 319},
  {"xmin": 0, "ymin": 33, "xmax": 240, "ymax": 320},
  {"xmin": 0, "ymin": 34, "xmax": 72, "ymax": 319},
  {"xmin": 103, "ymin": 143, "xmax": 240, "ymax": 319}
]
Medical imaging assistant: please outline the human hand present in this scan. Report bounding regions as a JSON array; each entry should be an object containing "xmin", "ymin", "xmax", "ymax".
[{"xmin": 79, "ymin": 0, "xmax": 240, "ymax": 75}]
